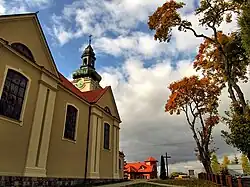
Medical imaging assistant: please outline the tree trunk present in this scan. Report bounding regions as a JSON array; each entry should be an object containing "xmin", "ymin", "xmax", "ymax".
[
  {"xmin": 201, "ymin": 158, "xmax": 213, "ymax": 173},
  {"xmin": 198, "ymin": 147, "xmax": 213, "ymax": 173}
]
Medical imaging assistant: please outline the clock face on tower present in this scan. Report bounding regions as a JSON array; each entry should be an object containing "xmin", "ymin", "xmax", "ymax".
[{"xmin": 76, "ymin": 79, "xmax": 85, "ymax": 89}]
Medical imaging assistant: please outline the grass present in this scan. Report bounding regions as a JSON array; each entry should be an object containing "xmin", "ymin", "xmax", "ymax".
[
  {"xmin": 125, "ymin": 183, "xmax": 160, "ymax": 187},
  {"xmin": 149, "ymin": 179, "xmax": 221, "ymax": 187}
]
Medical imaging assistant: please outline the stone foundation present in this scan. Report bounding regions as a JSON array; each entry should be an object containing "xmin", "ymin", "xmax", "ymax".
[{"xmin": 0, "ymin": 176, "xmax": 127, "ymax": 187}]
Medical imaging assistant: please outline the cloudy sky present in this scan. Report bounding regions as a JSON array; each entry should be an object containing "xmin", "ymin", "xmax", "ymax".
[{"xmin": 1, "ymin": 0, "xmax": 248, "ymax": 173}]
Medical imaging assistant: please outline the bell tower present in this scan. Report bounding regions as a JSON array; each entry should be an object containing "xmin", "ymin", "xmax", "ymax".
[{"xmin": 72, "ymin": 35, "xmax": 102, "ymax": 92}]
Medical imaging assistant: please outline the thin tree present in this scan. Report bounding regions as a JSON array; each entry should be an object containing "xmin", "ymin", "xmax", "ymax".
[
  {"xmin": 165, "ymin": 76, "xmax": 221, "ymax": 173},
  {"xmin": 148, "ymin": 0, "xmax": 249, "ymax": 113},
  {"xmin": 148, "ymin": 0, "xmax": 250, "ymax": 161}
]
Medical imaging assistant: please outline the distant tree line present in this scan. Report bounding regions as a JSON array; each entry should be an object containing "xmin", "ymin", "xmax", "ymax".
[{"xmin": 211, "ymin": 153, "xmax": 250, "ymax": 174}]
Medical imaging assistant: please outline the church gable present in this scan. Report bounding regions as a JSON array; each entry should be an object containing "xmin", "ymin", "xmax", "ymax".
[
  {"xmin": 0, "ymin": 14, "xmax": 58, "ymax": 77},
  {"xmin": 96, "ymin": 87, "xmax": 121, "ymax": 122}
]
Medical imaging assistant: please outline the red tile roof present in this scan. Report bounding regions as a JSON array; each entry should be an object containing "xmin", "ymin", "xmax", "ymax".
[
  {"xmin": 124, "ymin": 162, "xmax": 153, "ymax": 173},
  {"xmin": 145, "ymin": 157, "xmax": 158, "ymax": 162},
  {"xmin": 82, "ymin": 86, "xmax": 110, "ymax": 103},
  {"xmin": 58, "ymin": 73, "xmax": 108, "ymax": 104}
]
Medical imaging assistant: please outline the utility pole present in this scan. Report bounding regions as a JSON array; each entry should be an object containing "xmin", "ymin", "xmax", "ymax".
[{"xmin": 164, "ymin": 152, "xmax": 171, "ymax": 178}]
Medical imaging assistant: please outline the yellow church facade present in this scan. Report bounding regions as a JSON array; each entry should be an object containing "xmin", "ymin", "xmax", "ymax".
[{"xmin": 0, "ymin": 13, "xmax": 123, "ymax": 180}]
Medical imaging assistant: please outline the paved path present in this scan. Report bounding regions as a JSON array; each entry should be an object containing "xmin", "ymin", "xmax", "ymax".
[
  {"xmin": 146, "ymin": 181, "xmax": 183, "ymax": 187},
  {"xmin": 99, "ymin": 179, "xmax": 147, "ymax": 187},
  {"xmin": 98, "ymin": 180, "xmax": 182, "ymax": 187}
]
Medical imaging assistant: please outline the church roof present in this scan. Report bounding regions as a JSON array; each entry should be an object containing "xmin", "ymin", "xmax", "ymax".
[
  {"xmin": 81, "ymin": 44, "xmax": 95, "ymax": 58},
  {"xmin": 59, "ymin": 73, "xmax": 108, "ymax": 104},
  {"xmin": 145, "ymin": 157, "xmax": 158, "ymax": 162},
  {"xmin": 81, "ymin": 86, "xmax": 110, "ymax": 103}
]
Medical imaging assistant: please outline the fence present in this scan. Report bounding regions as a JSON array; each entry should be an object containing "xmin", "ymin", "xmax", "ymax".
[{"xmin": 198, "ymin": 172, "xmax": 250, "ymax": 187}]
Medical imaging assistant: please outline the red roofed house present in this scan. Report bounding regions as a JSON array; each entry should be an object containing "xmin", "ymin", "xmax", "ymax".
[
  {"xmin": 0, "ymin": 12, "xmax": 122, "ymax": 183},
  {"xmin": 124, "ymin": 157, "xmax": 158, "ymax": 179}
]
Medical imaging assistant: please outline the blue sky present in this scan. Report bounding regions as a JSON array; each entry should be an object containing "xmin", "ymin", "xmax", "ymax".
[
  {"xmin": 0, "ymin": 0, "xmax": 244, "ymax": 173},
  {"xmin": 6, "ymin": 0, "xmax": 199, "ymax": 77}
]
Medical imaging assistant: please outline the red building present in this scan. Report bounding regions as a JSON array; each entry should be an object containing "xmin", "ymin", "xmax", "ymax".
[{"xmin": 124, "ymin": 157, "xmax": 158, "ymax": 179}]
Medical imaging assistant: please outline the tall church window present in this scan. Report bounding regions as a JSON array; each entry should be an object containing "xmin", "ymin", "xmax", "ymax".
[
  {"xmin": 104, "ymin": 123, "xmax": 110, "ymax": 149},
  {"xmin": 0, "ymin": 69, "xmax": 28, "ymax": 120},
  {"xmin": 63, "ymin": 104, "xmax": 78, "ymax": 141}
]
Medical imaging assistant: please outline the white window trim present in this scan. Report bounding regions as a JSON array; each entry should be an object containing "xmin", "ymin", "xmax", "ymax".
[
  {"xmin": 0, "ymin": 65, "xmax": 31, "ymax": 126},
  {"xmin": 103, "ymin": 121, "xmax": 111, "ymax": 151},
  {"xmin": 62, "ymin": 103, "xmax": 80, "ymax": 144}
]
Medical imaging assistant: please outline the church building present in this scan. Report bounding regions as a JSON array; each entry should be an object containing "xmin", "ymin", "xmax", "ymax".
[{"xmin": 0, "ymin": 13, "xmax": 122, "ymax": 180}]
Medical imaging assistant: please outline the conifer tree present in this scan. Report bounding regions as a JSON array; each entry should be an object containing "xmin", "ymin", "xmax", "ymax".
[{"xmin": 160, "ymin": 155, "xmax": 167, "ymax": 180}]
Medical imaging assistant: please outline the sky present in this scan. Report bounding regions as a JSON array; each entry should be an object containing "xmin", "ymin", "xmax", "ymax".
[{"xmin": 1, "ymin": 0, "xmax": 249, "ymax": 174}]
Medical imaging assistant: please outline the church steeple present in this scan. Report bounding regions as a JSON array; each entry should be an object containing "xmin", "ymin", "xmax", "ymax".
[
  {"xmin": 81, "ymin": 35, "xmax": 96, "ymax": 69},
  {"xmin": 72, "ymin": 36, "xmax": 102, "ymax": 92}
]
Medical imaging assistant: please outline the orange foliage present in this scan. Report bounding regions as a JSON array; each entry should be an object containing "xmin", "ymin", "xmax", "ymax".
[
  {"xmin": 193, "ymin": 31, "xmax": 249, "ymax": 86},
  {"xmin": 165, "ymin": 76, "xmax": 221, "ymax": 121},
  {"xmin": 148, "ymin": 0, "xmax": 185, "ymax": 42}
]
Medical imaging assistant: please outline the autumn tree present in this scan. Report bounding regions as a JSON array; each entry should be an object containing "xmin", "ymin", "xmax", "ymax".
[
  {"xmin": 165, "ymin": 76, "xmax": 221, "ymax": 173},
  {"xmin": 149, "ymin": 0, "xmax": 250, "ymax": 162},
  {"xmin": 148, "ymin": 0, "xmax": 248, "ymax": 113},
  {"xmin": 211, "ymin": 153, "xmax": 221, "ymax": 173},
  {"xmin": 221, "ymin": 155, "xmax": 230, "ymax": 168},
  {"xmin": 241, "ymin": 154, "xmax": 250, "ymax": 174}
]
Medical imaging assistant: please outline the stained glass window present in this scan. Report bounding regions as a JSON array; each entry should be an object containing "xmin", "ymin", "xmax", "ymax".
[
  {"xmin": 63, "ymin": 105, "xmax": 78, "ymax": 141},
  {"xmin": 0, "ymin": 69, "xmax": 28, "ymax": 120},
  {"xmin": 104, "ymin": 123, "xmax": 110, "ymax": 149}
]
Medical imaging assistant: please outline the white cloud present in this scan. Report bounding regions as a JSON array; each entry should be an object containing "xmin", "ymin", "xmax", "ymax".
[
  {"xmin": 50, "ymin": 0, "xmax": 199, "ymax": 46},
  {"xmin": 0, "ymin": 0, "xmax": 5, "ymax": 14},
  {"xmin": 0, "ymin": 0, "xmax": 52, "ymax": 14},
  {"xmin": 99, "ymin": 56, "xmax": 249, "ymax": 166},
  {"xmin": 80, "ymin": 32, "xmax": 177, "ymax": 59},
  {"xmin": 172, "ymin": 12, "xmax": 239, "ymax": 52},
  {"xmin": 23, "ymin": 0, "xmax": 51, "ymax": 8}
]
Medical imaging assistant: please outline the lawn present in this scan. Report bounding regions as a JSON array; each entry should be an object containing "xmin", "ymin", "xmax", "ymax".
[
  {"xmin": 125, "ymin": 183, "xmax": 160, "ymax": 187},
  {"xmin": 148, "ymin": 179, "xmax": 220, "ymax": 187}
]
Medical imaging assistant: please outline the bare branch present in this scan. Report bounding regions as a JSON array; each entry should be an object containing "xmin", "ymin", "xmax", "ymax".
[{"xmin": 181, "ymin": 24, "xmax": 215, "ymax": 43}]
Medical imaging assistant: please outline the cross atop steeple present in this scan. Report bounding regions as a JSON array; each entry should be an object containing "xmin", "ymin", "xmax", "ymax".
[{"xmin": 88, "ymin": 35, "xmax": 92, "ymax": 45}]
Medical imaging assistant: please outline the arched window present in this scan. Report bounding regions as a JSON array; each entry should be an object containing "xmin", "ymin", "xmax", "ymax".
[
  {"xmin": 63, "ymin": 104, "xmax": 78, "ymax": 141},
  {"xmin": 104, "ymin": 106, "xmax": 111, "ymax": 114},
  {"xmin": 0, "ymin": 69, "xmax": 28, "ymax": 120},
  {"xmin": 104, "ymin": 123, "xmax": 110, "ymax": 149},
  {"xmin": 11, "ymin": 43, "xmax": 35, "ymax": 62}
]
